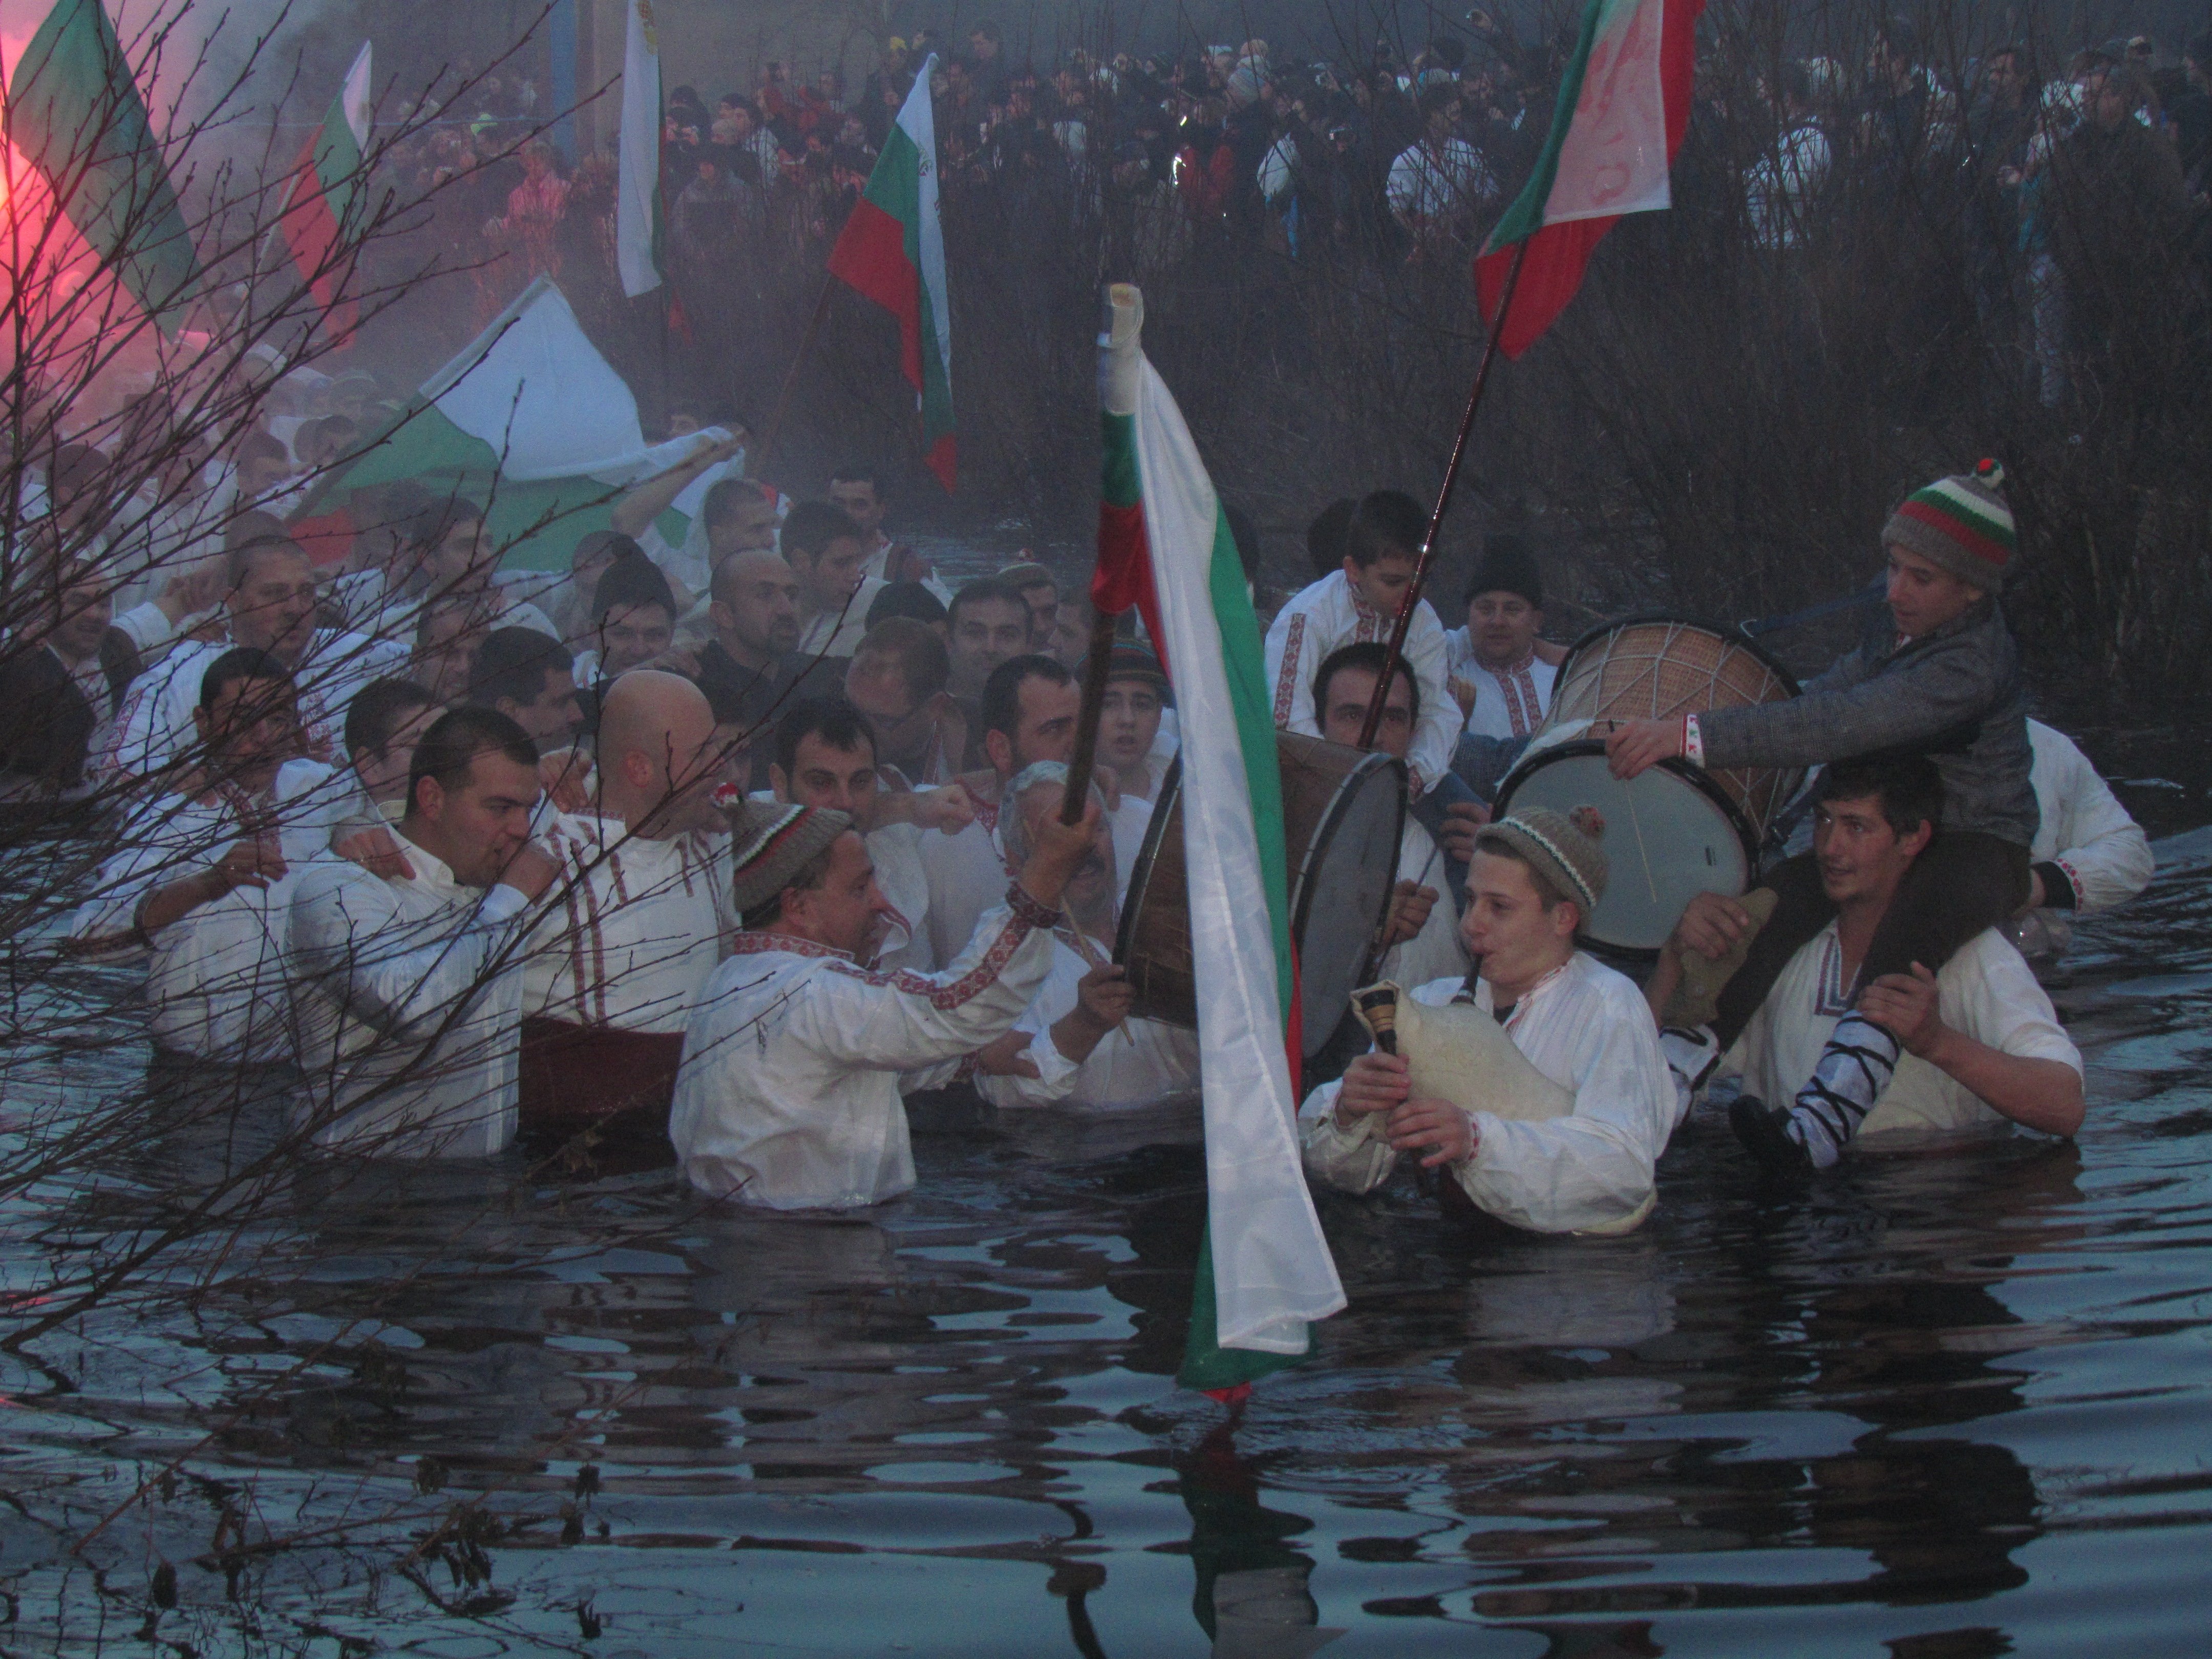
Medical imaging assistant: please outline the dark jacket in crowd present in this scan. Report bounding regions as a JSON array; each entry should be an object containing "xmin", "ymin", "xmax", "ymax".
[
  {"xmin": 0, "ymin": 632, "xmax": 139, "ymax": 793},
  {"xmin": 1699, "ymin": 597, "xmax": 2038, "ymax": 847}
]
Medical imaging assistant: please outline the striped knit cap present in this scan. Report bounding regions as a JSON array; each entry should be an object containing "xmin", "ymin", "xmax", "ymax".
[
  {"xmin": 1883, "ymin": 459, "xmax": 2015, "ymax": 589},
  {"xmin": 729, "ymin": 802, "xmax": 854, "ymax": 923},
  {"xmin": 1476, "ymin": 806, "xmax": 1608, "ymax": 919}
]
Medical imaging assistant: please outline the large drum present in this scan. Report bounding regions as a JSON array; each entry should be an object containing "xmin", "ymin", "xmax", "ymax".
[
  {"xmin": 1116, "ymin": 732, "xmax": 1406, "ymax": 1057},
  {"xmin": 1493, "ymin": 615, "xmax": 1802, "ymax": 954}
]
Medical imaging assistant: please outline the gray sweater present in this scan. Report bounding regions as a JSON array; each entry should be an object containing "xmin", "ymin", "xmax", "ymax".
[{"xmin": 1700, "ymin": 599, "xmax": 2039, "ymax": 847}]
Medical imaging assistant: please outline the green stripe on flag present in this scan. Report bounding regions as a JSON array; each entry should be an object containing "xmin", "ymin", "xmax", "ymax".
[
  {"xmin": 1482, "ymin": 0, "xmax": 1608, "ymax": 254},
  {"xmin": 1100, "ymin": 411, "xmax": 1141, "ymax": 511}
]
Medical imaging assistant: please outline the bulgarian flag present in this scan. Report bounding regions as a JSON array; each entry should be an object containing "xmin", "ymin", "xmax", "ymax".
[
  {"xmin": 614, "ymin": 0, "xmax": 661, "ymax": 297},
  {"xmin": 276, "ymin": 40, "xmax": 372, "ymax": 346},
  {"xmin": 4, "ymin": 0, "xmax": 202, "ymax": 332},
  {"xmin": 1474, "ymin": 0, "xmax": 1701, "ymax": 357},
  {"xmin": 302, "ymin": 275, "xmax": 715, "ymax": 570},
  {"xmin": 826, "ymin": 53, "xmax": 954, "ymax": 493},
  {"xmin": 1093, "ymin": 285, "xmax": 1344, "ymax": 1390}
]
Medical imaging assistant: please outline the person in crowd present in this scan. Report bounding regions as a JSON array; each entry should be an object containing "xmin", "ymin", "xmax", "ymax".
[
  {"xmin": 520, "ymin": 672, "xmax": 734, "ymax": 1143},
  {"xmin": 609, "ymin": 430, "xmax": 748, "ymax": 602},
  {"xmin": 1047, "ymin": 594, "xmax": 1093, "ymax": 671},
  {"xmin": 1648, "ymin": 756, "xmax": 2084, "ymax": 1165},
  {"xmin": 920, "ymin": 654, "xmax": 1081, "ymax": 965},
  {"xmin": 687, "ymin": 545, "xmax": 812, "ymax": 777},
  {"xmin": 997, "ymin": 562, "xmax": 1061, "ymax": 650},
  {"xmin": 273, "ymin": 676, "xmax": 440, "ymax": 851},
  {"xmin": 578, "ymin": 552, "xmax": 680, "ymax": 686},
  {"xmin": 1099, "ymin": 644, "xmax": 1173, "ymax": 804},
  {"xmin": 0, "ymin": 547, "xmax": 140, "ymax": 802},
  {"xmin": 1385, "ymin": 83, "xmax": 1499, "ymax": 244},
  {"xmin": 70, "ymin": 648, "xmax": 307, "ymax": 1064},
  {"xmin": 105, "ymin": 536, "xmax": 408, "ymax": 781},
  {"xmin": 945, "ymin": 575, "xmax": 1037, "ymax": 719},
  {"xmin": 337, "ymin": 499, "xmax": 559, "ymax": 647},
  {"xmin": 1444, "ymin": 535, "xmax": 1557, "ymax": 741},
  {"xmin": 1315, "ymin": 643, "xmax": 1467, "ymax": 989},
  {"xmin": 1267, "ymin": 489, "xmax": 1485, "ymax": 895},
  {"xmin": 767, "ymin": 695, "xmax": 938, "ymax": 973},
  {"xmin": 843, "ymin": 618, "xmax": 969, "ymax": 790},
  {"xmin": 412, "ymin": 591, "xmax": 482, "ymax": 707},
  {"xmin": 828, "ymin": 460, "xmax": 940, "ymax": 589},
  {"xmin": 865, "ymin": 580, "xmax": 948, "ymax": 633},
  {"xmin": 974, "ymin": 761, "xmax": 1198, "ymax": 1111},
  {"xmin": 288, "ymin": 707, "xmax": 560, "ymax": 1158},
  {"xmin": 1962, "ymin": 46, "xmax": 2037, "ymax": 350},
  {"xmin": 1607, "ymin": 462, "xmax": 2038, "ymax": 1174},
  {"xmin": 1305, "ymin": 498, "xmax": 1356, "ymax": 582},
  {"xmin": 466, "ymin": 628, "xmax": 584, "ymax": 751},
  {"xmin": 1746, "ymin": 59, "xmax": 1833, "ymax": 251},
  {"xmin": 2014, "ymin": 719, "xmax": 2155, "ymax": 962},
  {"xmin": 783, "ymin": 501, "xmax": 882, "ymax": 660},
  {"xmin": 1300, "ymin": 806, "xmax": 1683, "ymax": 1236},
  {"xmin": 666, "ymin": 777, "xmax": 1101, "ymax": 1208}
]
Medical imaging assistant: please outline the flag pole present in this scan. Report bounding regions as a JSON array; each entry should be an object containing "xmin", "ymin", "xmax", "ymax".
[
  {"xmin": 1355, "ymin": 238, "xmax": 1530, "ymax": 752},
  {"xmin": 758, "ymin": 273, "xmax": 837, "ymax": 474},
  {"xmin": 1060, "ymin": 608, "xmax": 1122, "ymax": 823}
]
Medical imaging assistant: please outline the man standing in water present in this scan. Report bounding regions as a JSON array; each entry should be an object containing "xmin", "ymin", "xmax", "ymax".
[
  {"xmin": 1649, "ymin": 755, "xmax": 2082, "ymax": 1159},
  {"xmin": 1300, "ymin": 807, "xmax": 1683, "ymax": 1235}
]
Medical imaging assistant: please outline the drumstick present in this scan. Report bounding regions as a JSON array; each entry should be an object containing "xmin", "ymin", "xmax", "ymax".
[{"xmin": 1624, "ymin": 786, "xmax": 1661, "ymax": 907}]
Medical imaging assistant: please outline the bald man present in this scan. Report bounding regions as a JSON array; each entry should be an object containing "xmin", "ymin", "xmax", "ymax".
[
  {"xmin": 690, "ymin": 546, "xmax": 832, "ymax": 788},
  {"xmin": 520, "ymin": 670, "xmax": 739, "ymax": 1148}
]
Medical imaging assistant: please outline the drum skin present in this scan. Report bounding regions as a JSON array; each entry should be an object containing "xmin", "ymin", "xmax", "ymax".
[
  {"xmin": 1495, "ymin": 616, "xmax": 1802, "ymax": 956},
  {"xmin": 1115, "ymin": 731, "xmax": 1406, "ymax": 1056}
]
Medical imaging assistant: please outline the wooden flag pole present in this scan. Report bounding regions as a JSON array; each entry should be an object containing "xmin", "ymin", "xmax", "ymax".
[
  {"xmin": 1355, "ymin": 238, "xmax": 1530, "ymax": 753},
  {"xmin": 757, "ymin": 273, "xmax": 837, "ymax": 473},
  {"xmin": 1060, "ymin": 607, "xmax": 1122, "ymax": 823}
]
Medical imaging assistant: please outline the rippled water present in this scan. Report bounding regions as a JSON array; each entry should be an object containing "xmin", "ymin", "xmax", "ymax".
[{"xmin": 6, "ymin": 762, "xmax": 2212, "ymax": 1656}]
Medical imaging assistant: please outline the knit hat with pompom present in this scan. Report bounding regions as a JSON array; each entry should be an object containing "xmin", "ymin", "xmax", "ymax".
[{"xmin": 1883, "ymin": 459, "xmax": 2015, "ymax": 590}]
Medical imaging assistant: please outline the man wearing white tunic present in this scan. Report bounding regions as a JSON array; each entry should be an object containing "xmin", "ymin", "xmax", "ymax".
[
  {"xmin": 2014, "ymin": 719, "xmax": 2154, "ymax": 961},
  {"xmin": 520, "ymin": 672, "xmax": 736, "ymax": 1139},
  {"xmin": 1649, "ymin": 756, "xmax": 2085, "ymax": 1160},
  {"xmin": 1300, "ymin": 808, "xmax": 1683, "ymax": 1236},
  {"xmin": 70, "ymin": 649, "xmax": 310, "ymax": 1064},
  {"xmin": 764, "ymin": 695, "xmax": 975, "ymax": 974},
  {"xmin": 288, "ymin": 708, "xmax": 561, "ymax": 1158},
  {"xmin": 1441, "ymin": 536, "xmax": 1558, "ymax": 742},
  {"xmin": 669, "ymin": 784, "xmax": 1102, "ymax": 1208},
  {"xmin": 919, "ymin": 654, "xmax": 1087, "ymax": 965},
  {"xmin": 105, "ymin": 537, "xmax": 407, "ymax": 782},
  {"xmin": 973, "ymin": 764, "xmax": 1192, "ymax": 1112},
  {"xmin": 784, "ymin": 501, "xmax": 886, "ymax": 661},
  {"xmin": 1314, "ymin": 644, "xmax": 1470, "ymax": 990},
  {"xmin": 271, "ymin": 678, "xmax": 440, "ymax": 857}
]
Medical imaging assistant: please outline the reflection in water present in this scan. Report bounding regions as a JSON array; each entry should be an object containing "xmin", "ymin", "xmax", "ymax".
[{"xmin": 7, "ymin": 825, "xmax": 2212, "ymax": 1652}]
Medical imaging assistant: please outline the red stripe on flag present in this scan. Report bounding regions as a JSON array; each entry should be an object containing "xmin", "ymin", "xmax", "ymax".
[
  {"xmin": 278, "ymin": 135, "xmax": 356, "ymax": 347},
  {"xmin": 827, "ymin": 198, "xmax": 923, "ymax": 394},
  {"xmin": 1473, "ymin": 0, "xmax": 1704, "ymax": 359},
  {"xmin": 924, "ymin": 432, "xmax": 956, "ymax": 494}
]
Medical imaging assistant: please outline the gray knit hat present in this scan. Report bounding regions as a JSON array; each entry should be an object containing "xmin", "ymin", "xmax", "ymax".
[
  {"xmin": 1477, "ymin": 806, "xmax": 1608, "ymax": 918},
  {"xmin": 730, "ymin": 802, "xmax": 854, "ymax": 922},
  {"xmin": 1881, "ymin": 458, "xmax": 2015, "ymax": 591}
]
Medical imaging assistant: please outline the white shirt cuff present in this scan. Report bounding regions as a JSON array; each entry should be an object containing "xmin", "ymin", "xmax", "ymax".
[{"xmin": 479, "ymin": 885, "xmax": 530, "ymax": 922}]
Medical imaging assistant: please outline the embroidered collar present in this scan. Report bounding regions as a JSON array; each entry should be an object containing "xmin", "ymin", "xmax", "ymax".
[
  {"xmin": 1485, "ymin": 958, "xmax": 1572, "ymax": 1030},
  {"xmin": 731, "ymin": 929, "xmax": 856, "ymax": 963},
  {"xmin": 1479, "ymin": 649, "xmax": 1539, "ymax": 677}
]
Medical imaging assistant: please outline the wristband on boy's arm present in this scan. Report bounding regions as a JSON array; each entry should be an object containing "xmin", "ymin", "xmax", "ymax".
[{"xmin": 1683, "ymin": 715, "xmax": 1704, "ymax": 767}]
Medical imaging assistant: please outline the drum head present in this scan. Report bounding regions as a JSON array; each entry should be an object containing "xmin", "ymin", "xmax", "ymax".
[
  {"xmin": 1289, "ymin": 751, "xmax": 1406, "ymax": 1050},
  {"xmin": 1493, "ymin": 740, "xmax": 1754, "ymax": 954}
]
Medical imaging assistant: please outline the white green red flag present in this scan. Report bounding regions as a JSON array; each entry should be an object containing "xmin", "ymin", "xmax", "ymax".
[
  {"xmin": 827, "ymin": 53, "xmax": 955, "ymax": 492},
  {"xmin": 615, "ymin": 0, "xmax": 662, "ymax": 297},
  {"xmin": 1092, "ymin": 286, "xmax": 1344, "ymax": 1390},
  {"xmin": 4, "ymin": 0, "xmax": 202, "ymax": 332},
  {"xmin": 277, "ymin": 40, "xmax": 372, "ymax": 345},
  {"xmin": 1474, "ymin": 0, "xmax": 1701, "ymax": 357}
]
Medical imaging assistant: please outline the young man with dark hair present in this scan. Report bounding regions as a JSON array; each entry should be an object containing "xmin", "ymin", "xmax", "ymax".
[
  {"xmin": 1301, "ymin": 805, "xmax": 1683, "ymax": 1236},
  {"xmin": 829, "ymin": 460, "xmax": 940, "ymax": 590},
  {"xmin": 668, "ymin": 781, "xmax": 1101, "ymax": 1209},
  {"xmin": 274, "ymin": 676, "xmax": 441, "ymax": 854},
  {"xmin": 783, "ymin": 501, "xmax": 882, "ymax": 660},
  {"xmin": 584, "ymin": 554, "xmax": 680, "ymax": 682},
  {"xmin": 467, "ymin": 628, "xmax": 583, "ymax": 749},
  {"xmin": 70, "ymin": 649, "xmax": 308, "ymax": 1062},
  {"xmin": 1649, "ymin": 754, "xmax": 2083, "ymax": 1171},
  {"xmin": 920, "ymin": 654, "xmax": 1082, "ymax": 966},
  {"xmin": 944, "ymin": 577, "xmax": 1035, "ymax": 704},
  {"xmin": 609, "ymin": 430, "xmax": 748, "ymax": 600},
  {"xmin": 1608, "ymin": 462, "xmax": 2042, "ymax": 1173},
  {"xmin": 996, "ymin": 562, "xmax": 1061, "ymax": 651},
  {"xmin": 288, "ymin": 707, "xmax": 561, "ymax": 1157}
]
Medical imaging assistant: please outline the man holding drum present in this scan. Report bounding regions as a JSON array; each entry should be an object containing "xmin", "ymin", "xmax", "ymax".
[{"xmin": 1606, "ymin": 461, "xmax": 2039, "ymax": 1175}]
